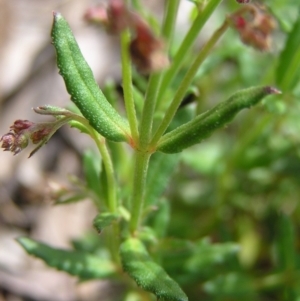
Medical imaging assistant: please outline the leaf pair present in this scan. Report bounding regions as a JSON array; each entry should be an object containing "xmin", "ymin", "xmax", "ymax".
[
  {"xmin": 18, "ymin": 234, "xmax": 188, "ymax": 301},
  {"xmin": 52, "ymin": 13, "xmax": 279, "ymax": 154}
]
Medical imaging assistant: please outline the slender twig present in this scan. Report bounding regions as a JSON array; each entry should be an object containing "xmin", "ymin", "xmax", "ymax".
[
  {"xmin": 129, "ymin": 1, "xmax": 181, "ymax": 233},
  {"xmin": 71, "ymin": 116, "xmax": 117, "ymax": 213},
  {"xmin": 129, "ymin": 151, "xmax": 151, "ymax": 234},
  {"xmin": 121, "ymin": 30, "xmax": 139, "ymax": 144},
  {"xmin": 138, "ymin": 0, "xmax": 181, "ymax": 150},
  {"xmin": 71, "ymin": 115, "xmax": 120, "ymax": 262},
  {"xmin": 161, "ymin": 0, "xmax": 181, "ymax": 45},
  {"xmin": 156, "ymin": 0, "xmax": 223, "ymax": 109},
  {"xmin": 151, "ymin": 19, "xmax": 229, "ymax": 147},
  {"xmin": 139, "ymin": 73, "xmax": 162, "ymax": 149}
]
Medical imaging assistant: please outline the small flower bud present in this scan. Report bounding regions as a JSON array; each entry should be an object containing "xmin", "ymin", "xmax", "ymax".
[
  {"xmin": 107, "ymin": 0, "xmax": 130, "ymax": 34},
  {"xmin": 236, "ymin": 0, "xmax": 251, "ymax": 3},
  {"xmin": 11, "ymin": 120, "xmax": 34, "ymax": 133},
  {"xmin": 229, "ymin": 4, "xmax": 276, "ymax": 51},
  {"xmin": 84, "ymin": 0, "xmax": 130, "ymax": 34},
  {"xmin": 84, "ymin": 0, "xmax": 169, "ymax": 74},
  {"xmin": 129, "ymin": 22, "xmax": 170, "ymax": 74},
  {"xmin": 1, "ymin": 108, "xmax": 76, "ymax": 157},
  {"xmin": 30, "ymin": 126, "xmax": 53, "ymax": 144},
  {"xmin": 84, "ymin": 5, "xmax": 109, "ymax": 26},
  {"xmin": 1, "ymin": 133, "xmax": 16, "ymax": 152},
  {"xmin": 0, "ymin": 132, "xmax": 29, "ymax": 155}
]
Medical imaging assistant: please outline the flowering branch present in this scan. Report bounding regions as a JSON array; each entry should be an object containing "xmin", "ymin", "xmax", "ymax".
[{"xmin": 0, "ymin": 106, "xmax": 87, "ymax": 157}]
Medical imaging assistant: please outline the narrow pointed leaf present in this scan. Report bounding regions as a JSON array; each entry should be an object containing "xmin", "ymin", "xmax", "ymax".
[
  {"xmin": 51, "ymin": 12, "xmax": 130, "ymax": 142},
  {"xmin": 276, "ymin": 14, "xmax": 300, "ymax": 91},
  {"xmin": 120, "ymin": 238, "xmax": 188, "ymax": 301},
  {"xmin": 157, "ymin": 86, "xmax": 279, "ymax": 153},
  {"xmin": 17, "ymin": 237, "xmax": 116, "ymax": 280},
  {"xmin": 93, "ymin": 212, "xmax": 120, "ymax": 233}
]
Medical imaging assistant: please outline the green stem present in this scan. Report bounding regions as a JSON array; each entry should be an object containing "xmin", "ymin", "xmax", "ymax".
[
  {"xmin": 71, "ymin": 115, "xmax": 120, "ymax": 262},
  {"xmin": 139, "ymin": 73, "xmax": 162, "ymax": 150},
  {"xmin": 156, "ymin": 0, "xmax": 223, "ymax": 108},
  {"xmin": 129, "ymin": 151, "xmax": 151, "ymax": 234},
  {"xmin": 94, "ymin": 136, "xmax": 117, "ymax": 212},
  {"xmin": 95, "ymin": 141, "xmax": 121, "ymax": 263},
  {"xmin": 93, "ymin": 137, "xmax": 120, "ymax": 263},
  {"xmin": 128, "ymin": 1, "xmax": 181, "ymax": 234},
  {"xmin": 138, "ymin": 0, "xmax": 181, "ymax": 137},
  {"xmin": 161, "ymin": 0, "xmax": 181, "ymax": 44},
  {"xmin": 72, "ymin": 115, "xmax": 118, "ymax": 212},
  {"xmin": 151, "ymin": 19, "xmax": 229, "ymax": 147},
  {"xmin": 138, "ymin": 0, "xmax": 180, "ymax": 150},
  {"xmin": 121, "ymin": 30, "xmax": 139, "ymax": 144}
]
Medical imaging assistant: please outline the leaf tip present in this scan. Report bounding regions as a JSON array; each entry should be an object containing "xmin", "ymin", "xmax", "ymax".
[
  {"xmin": 52, "ymin": 11, "xmax": 62, "ymax": 19},
  {"xmin": 16, "ymin": 237, "xmax": 32, "ymax": 250},
  {"xmin": 264, "ymin": 86, "xmax": 282, "ymax": 95}
]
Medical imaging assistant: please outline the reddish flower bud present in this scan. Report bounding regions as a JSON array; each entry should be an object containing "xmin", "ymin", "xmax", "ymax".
[
  {"xmin": 84, "ymin": 0, "xmax": 169, "ymax": 73},
  {"xmin": 129, "ymin": 22, "xmax": 170, "ymax": 74},
  {"xmin": 1, "ymin": 107, "xmax": 84, "ymax": 157},
  {"xmin": 234, "ymin": 16, "xmax": 247, "ymax": 30},
  {"xmin": 229, "ymin": 4, "xmax": 276, "ymax": 51},
  {"xmin": 0, "ymin": 132, "xmax": 29, "ymax": 155},
  {"xmin": 236, "ymin": 0, "xmax": 251, "ymax": 3},
  {"xmin": 84, "ymin": 5, "xmax": 109, "ymax": 26},
  {"xmin": 11, "ymin": 120, "xmax": 34, "ymax": 133},
  {"xmin": 84, "ymin": 0, "xmax": 131, "ymax": 33},
  {"xmin": 30, "ymin": 126, "xmax": 53, "ymax": 144},
  {"xmin": 2, "ymin": 118, "xmax": 65, "ymax": 157},
  {"xmin": 107, "ymin": 0, "xmax": 130, "ymax": 34},
  {"xmin": 1, "ymin": 133, "xmax": 16, "ymax": 152},
  {"xmin": 254, "ymin": 13, "xmax": 276, "ymax": 36}
]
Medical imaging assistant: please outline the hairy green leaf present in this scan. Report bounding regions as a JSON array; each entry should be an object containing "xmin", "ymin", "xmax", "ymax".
[
  {"xmin": 18, "ymin": 237, "xmax": 116, "ymax": 280},
  {"xmin": 157, "ymin": 86, "xmax": 279, "ymax": 153},
  {"xmin": 120, "ymin": 238, "xmax": 188, "ymax": 301},
  {"xmin": 51, "ymin": 12, "xmax": 130, "ymax": 142}
]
